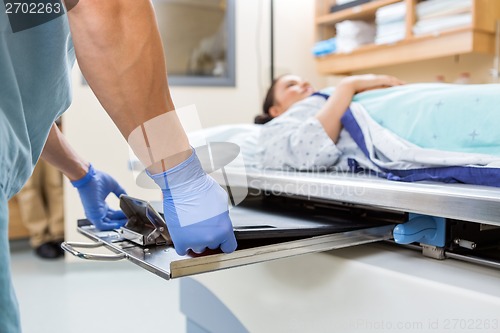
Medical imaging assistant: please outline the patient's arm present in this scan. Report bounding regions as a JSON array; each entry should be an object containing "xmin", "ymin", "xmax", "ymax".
[{"xmin": 316, "ymin": 74, "xmax": 404, "ymax": 143}]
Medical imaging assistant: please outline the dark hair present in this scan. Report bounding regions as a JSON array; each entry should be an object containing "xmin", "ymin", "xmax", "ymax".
[{"xmin": 254, "ymin": 76, "xmax": 283, "ymax": 124}]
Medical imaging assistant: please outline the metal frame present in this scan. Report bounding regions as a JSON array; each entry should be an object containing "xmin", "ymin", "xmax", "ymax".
[
  {"xmin": 168, "ymin": 0, "xmax": 236, "ymax": 87},
  {"xmin": 68, "ymin": 221, "xmax": 393, "ymax": 280},
  {"xmin": 224, "ymin": 167, "xmax": 500, "ymax": 227}
]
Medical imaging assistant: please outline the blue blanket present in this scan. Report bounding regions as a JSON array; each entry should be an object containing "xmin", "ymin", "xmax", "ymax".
[{"xmin": 342, "ymin": 83, "xmax": 500, "ymax": 187}]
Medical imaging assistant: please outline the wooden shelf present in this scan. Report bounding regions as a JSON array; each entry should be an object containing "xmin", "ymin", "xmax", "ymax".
[
  {"xmin": 316, "ymin": 0, "xmax": 401, "ymax": 25},
  {"xmin": 314, "ymin": 0, "xmax": 500, "ymax": 75},
  {"xmin": 316, "ymin": 27, "xmax": 494, "ymax": 74}
]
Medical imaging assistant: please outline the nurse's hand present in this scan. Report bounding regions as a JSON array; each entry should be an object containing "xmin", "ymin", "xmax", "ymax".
[
  {"xmin": 71, "ymin": 164, "xmax": 128, "ymax": 231},
  {"xmin": 148, "ymin": 149, "xmax": 237, "ymax": 256}
]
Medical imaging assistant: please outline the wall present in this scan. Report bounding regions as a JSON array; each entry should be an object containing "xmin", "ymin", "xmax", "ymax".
[
  {"xmin": 273, "ymin": 0, "xmax": 327, "ymax": 88},
  {"xmin": 63, "ymin": 0, "xmax": 322, "ymax": 250},
  {"xmin": 154, "ymin": 2, "xmax": 225, "ymax": 75}
]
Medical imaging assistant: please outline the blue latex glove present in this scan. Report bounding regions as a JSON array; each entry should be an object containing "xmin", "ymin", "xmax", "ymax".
[
  {"xmin": 71, "ymin": 164, "xmax": 128, "ymax": 231},
  {"xmin": 149, "ymin": 149, "xmax": 237, "ymax": 255}
]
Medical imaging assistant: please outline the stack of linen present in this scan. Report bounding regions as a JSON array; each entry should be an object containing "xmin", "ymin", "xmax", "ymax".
[
  {"xmin": 375, "ymin": 1, "xmax": 406, "ymax": 45},
  {"xmin": 413, "ymin": 0, "xmax": 472, "ymax": 36},
  {"xmin": 335, "ymin": 20, "xmax": 376, "ymax": 53}
]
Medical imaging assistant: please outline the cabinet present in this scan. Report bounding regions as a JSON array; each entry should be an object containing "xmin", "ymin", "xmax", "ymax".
[{"xmin": 315, "ymin": 0, "xmax": 500, "ymax": 74}]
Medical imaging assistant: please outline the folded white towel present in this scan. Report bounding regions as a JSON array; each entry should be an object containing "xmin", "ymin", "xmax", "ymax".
[
  {"xmin": 335, "ymin": 20, "xmax": 376, "ymax": 53},
  {"xmin": 417, "ymin": 0, "xmax": 472, "ymax": 20},
  {"xmin": 335, "ymin": 20, "xmax": 376, "ymax": 37},
  {"xmin": 375, "ymin": 33, "xmax": 405, "ymax": 45},
  {"xmin": 413, "ymin": 13, "xmax": 472, "ymax": 35},
  {"xmin": 376, "ymin": 1, "xmax": 406, "ymax": 24},
  {"xmin": 375, "ymin": 20, "xmax": 405, "ymax": 45},
  {"xmin": 377, "ymin": 20, "xmax": 405, "ymax": 36}
]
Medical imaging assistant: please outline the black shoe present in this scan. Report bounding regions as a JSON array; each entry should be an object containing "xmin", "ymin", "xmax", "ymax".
[
  {"xmin": 35, "ymin": 242, "xmax": 63, "ymax": 259},
  {"xmin": 50, "ymin": 240, "xmax": 65, "ymax": 257}
]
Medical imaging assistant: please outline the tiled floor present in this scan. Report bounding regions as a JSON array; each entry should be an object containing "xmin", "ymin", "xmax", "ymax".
[{"xmin": 10, "ymin": 240, "xmax": 186, "ymax": 333}]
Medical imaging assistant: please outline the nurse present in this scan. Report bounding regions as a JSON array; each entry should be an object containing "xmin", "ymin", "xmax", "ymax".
[{"xmin": 0, "ymin": 1, "xmax": 237, "ymax": 332}]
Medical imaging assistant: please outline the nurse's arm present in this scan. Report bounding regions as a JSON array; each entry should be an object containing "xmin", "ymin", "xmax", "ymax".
[
  {"xmin": 66, "ymin": 0, "xmax": 190, "ymax": 173},
  {"xmin": 41, "ymin": 123, "xmax": 128, "ymax": 230},
  {"xmin": 40, "ymin": 123, "xmax": 89, "ymax": 181},
  {"xmin": 315, "ymin": 74, "xmax": 404, "ymax": 143}
]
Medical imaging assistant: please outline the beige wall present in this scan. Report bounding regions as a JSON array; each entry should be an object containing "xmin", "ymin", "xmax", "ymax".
[
  {"xmin": 273, "ymin": 0, "xmax": 327, "ymax": 88},
  {"xmin": 154, "ymin": 2, "xmax": 225, "ymax": 75}
]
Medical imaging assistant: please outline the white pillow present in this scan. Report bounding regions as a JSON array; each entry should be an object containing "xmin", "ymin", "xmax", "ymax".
[{"xmin": 188, "ymin": 124, "xmax": 263, "ymax": 167}]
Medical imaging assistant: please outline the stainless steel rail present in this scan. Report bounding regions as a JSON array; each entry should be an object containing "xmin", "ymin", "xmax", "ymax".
[{"xmin": 224, "ymin": 167, "xmax": 500, "ymax": 226}]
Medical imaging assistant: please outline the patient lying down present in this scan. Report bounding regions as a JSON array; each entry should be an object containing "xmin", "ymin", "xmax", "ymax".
[{"xmin": 254, "ymin": 74, "xmax": 500, "ymax": 187}]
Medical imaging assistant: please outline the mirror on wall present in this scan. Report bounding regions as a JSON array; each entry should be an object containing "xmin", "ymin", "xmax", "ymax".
[{"xmin": 153, "ymin": 0, "xmax": 236, "ymax": 86}]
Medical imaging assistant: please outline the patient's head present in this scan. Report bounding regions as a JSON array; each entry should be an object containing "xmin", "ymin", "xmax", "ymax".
[{"xmin": 254, "ymin": 74, "xmax": 314, "ymax": 124}]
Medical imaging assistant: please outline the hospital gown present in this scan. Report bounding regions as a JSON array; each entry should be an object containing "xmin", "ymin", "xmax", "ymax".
[
  {"xmin": 0, "ymin": 11, "xmax": 75, "ymax": 333},
  {"xmin": 259, "ymin": 93, "xmax": 377, "ymax": 172}
]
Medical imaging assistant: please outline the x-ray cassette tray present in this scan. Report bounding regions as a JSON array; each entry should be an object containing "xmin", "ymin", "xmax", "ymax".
[{"xmin": 65, "ymin": 196, "xmax": 395, "ymax": 280}]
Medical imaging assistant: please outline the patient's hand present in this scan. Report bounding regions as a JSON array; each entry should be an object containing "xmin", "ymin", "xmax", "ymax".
[{"xmin": 343, "ymin": 74, "xmax": 405, "ymax": 94}]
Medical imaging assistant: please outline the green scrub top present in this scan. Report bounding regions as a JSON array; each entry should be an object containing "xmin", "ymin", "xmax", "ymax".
[
  {"xmin": 0, "ymin": 9, "xmax": 75, "ymax": 199},
  {"xmin": 0, "ymin": 9, "xmax": 75, "ymax": 333}
]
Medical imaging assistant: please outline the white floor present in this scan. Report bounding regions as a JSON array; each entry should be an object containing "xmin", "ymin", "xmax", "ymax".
[
  {"xmin": 12, "ymin": 239, "xmax": 500, "ymax": 333},
  {"xmin": 10, "ymin": 240, "xmax": 186, "ymax": 333}
]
